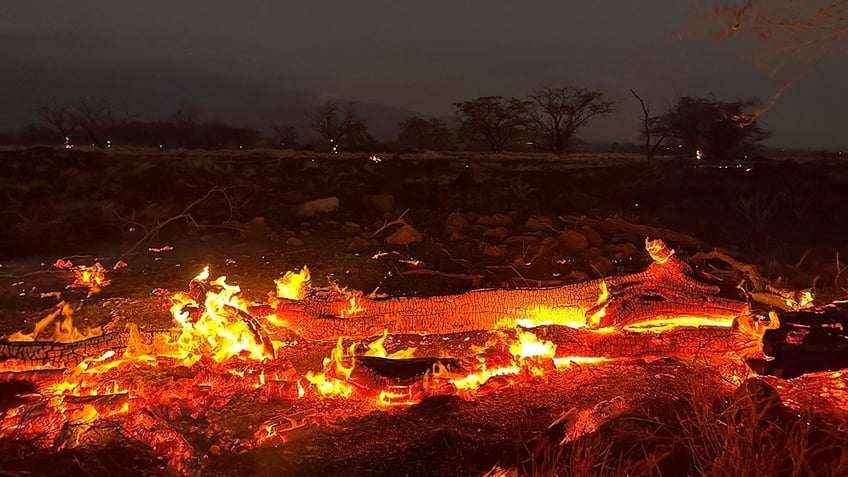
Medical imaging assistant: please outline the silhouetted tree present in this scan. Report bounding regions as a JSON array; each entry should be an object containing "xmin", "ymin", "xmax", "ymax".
[
  {"xmin": 630, "ymin": 90, "xmax": 667, "ymax": 162},
  {"xmin": 169, "ymin": 106, "xmax": 201, "ymax": 148},
  {"xmin": 397, "ymin": 117, "xmax": 454, "ymax": 150},
  {"xmin": 70, "ymin": 98, "xmax": 132, "ymax": 147},
  {"xmin": 526, "ymin": 87, "xmax": 614, "ymax": 155},
  {"xmin": 454, "ymin": 96, "xmax": 529, "ymax": 153},
  {"xmin": 271, "ymin": 124, "xmax": 298, "ymax": 149},
  {"xmin": 36, "ymin": 103, "xmax": 77, "ymax": 142},
  {"xmin": 656, "ymin": 96, "xmax": 770, "ymax": 159},
  {"xmin": 307, "ymin": 101, "xmax": 371, "ymax": 151}
]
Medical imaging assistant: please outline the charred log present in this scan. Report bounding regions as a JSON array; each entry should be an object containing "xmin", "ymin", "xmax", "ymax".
[
  {"xmin": 0, "ymin": 329, "xmax": 175, "ymax": 368},
  {"xmin": 355, "ymin": 356, "xmax": 465, "ymax": 383},
  {"xmin": 755, "ymin": 301, "xmax": 848, "ymax": 378}
]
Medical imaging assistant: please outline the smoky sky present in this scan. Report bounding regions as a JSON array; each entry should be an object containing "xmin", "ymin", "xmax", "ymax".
[{"xmin": 2, "ymin": 1, "xmax": 845, "ymax": 148}]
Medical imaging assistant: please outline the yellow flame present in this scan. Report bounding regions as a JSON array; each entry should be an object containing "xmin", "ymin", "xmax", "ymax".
[
  {"xmin": 510, "ymin": 330, "xmax": 556, "ymax": 359},
  {"xmin": 168, "ymin": 269, "xmax": 273, "ymax": 363},
  {"xmin": 6, "ymin": 302, "xmax": 101, "ymax": 343},
  {"xmin": 364, "ymin": 330, "xmax": 416, "ymax": 359},
  {"xmin": 340, "ymin": 296, "xmax": 365, "ymax": 318},
  {"xmin": 623, "ymin": 315, "xmax": 736, "ymax": 333},
  {"xmin": 511, "ymin": 305, "xmax": 587, "ymax": 329},
  {"xmin": 303, "ymin": 338, "xmax": 356, "ymax": 398},
  {"xmin": 275, "ymin": 267, "xmax": 310, "ymax": 300},
  {"xmin": 73, "ymin": 262, "xmax": 111, "ymax": 290}
]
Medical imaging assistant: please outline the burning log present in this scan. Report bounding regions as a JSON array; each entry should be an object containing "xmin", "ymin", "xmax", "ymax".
[
  {"xmin": 0, "ymin": 240, "xmax": 751, "ymax": 370},
  {"xmin": 278, "ymin": 240, "xmax": 749, "ymax": 339},
  {"xmin": 352, "ymin": 324, "xmax": 761, "ymax": 377}
]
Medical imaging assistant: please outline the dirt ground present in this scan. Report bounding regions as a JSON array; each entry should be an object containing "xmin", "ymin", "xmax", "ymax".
[{"xmin": 1, "ymin": 147, "xmax": 848, "ymax": 476}]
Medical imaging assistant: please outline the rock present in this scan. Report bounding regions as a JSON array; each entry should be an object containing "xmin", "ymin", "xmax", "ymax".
[
  {"xmin": 445, "ymin": 212, "xmax": 471, "ymax": 230},
  {"xmin": 482, "ymin": 244, "xmax": 507, "ymax": 258},
  {"xmin": 524, "ymin": 216, "xmax": 556, "ymax": 232},
  {"xmin": 620, "ymin": 242, "xmax": 640, "ymax": 258},
  {"xmin": 235, "ymin": 217, "xmax": 279, "ymax": 242},
  {"xmin": 347, "ymin": 236, "xmax": 371, "ymax": 253},
  {"xmin": 449, "ymin": 231, "xmax": 468, "ymax": 242},
  {"xmin": 505, "ymin": 236, "xmax": 538, "ymax": 247},
  {"xmin": 342, "ymin": 221, "xmax": 362, "ymax": 233},
  {"xmin": 477, "ymin": 213, "xmax": 512, "ymax": 227},
  {"xmin": 385, "ymin": 225, "xmax": 423, "ymax": 246},
  {"xmin": 580, "ymin": 226, "xmax": 604, "ymax": 247},
  {"xmin": 483, "ymin": 227, "xmax": 509, "ymax": 241},
  {"xmin": 581, "ymin": 247, "xmax": 605, "ymax": 260},
  {"xmin": 588, "ymin": 256, "xmax": 614, "ymax": 277},
  {"xmin": 369, "ymin": 194, "xmax": 396, "ymax": 214},
  {"xmin": 286, "ymin": 237, "xmax": 304, "ymax": 247},
  {"xmin": 297, "ymin": 196, "xmax": 339, "ymax": 217},
  {"xmin": 557, "ymin": 230, "xmax": 590, "ymax": 255}
]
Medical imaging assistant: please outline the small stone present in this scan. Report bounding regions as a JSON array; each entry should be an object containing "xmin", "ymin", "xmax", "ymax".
[
  {"xmin": 369, "ymin": 194, "xmax": 396, "ymax": 214},
  {"xmin": 589, "ymin": 256, "xmax": 614, "ymax": 277},
  {"xmin": 580, "ymin": 226, "xmax": 604, "ymax": 247},
  {"xmin": 342, "ymin": 221, "xmax": 362, "ymax": 233},
  {"xmin": 483, "ymin": 227, "xmax": 509, "ymax": 241},
  {"xmin": 297, "ymin": 196, "xmax": 339, "ymax": 217},
  {"xmin": 620, "ymin": 242, "xmax": 640, "ymax": 258},
  {"xmin": 236, "ymin": 217, "xmax": 278, "ymax": 242},
  {"xmin": 482, "ymin": 244, "xmax": 507, "ymax": 258},
  {"xmin": 581, "ymin": 247, "xmax": 605, "ymax": 260},
  {"xmin": 477, "ymin": 213, "xmax": 513, "ymax": 226},
  {"xmin": 385, "ymin": 224, "xmax": 423, "ymax": 246},
  {"xmin": 347, "ymin": 236, "xmax": 370, "ymax": 253},
  {"xmin": 445, "ymin": 212, "xmax": 471, "ymax": 229},
  {"xmin": 557, "ymin": 230, "xmax": 590, "ymax": 255},
  {"xmin": 524, "ymin": 217, "xmax": 555, "ymax": 232},
  {"xmin": 505, "ymin": 236, "xmax": 538, "ymax": 247},
  {"xmin": 449, "ymin": 231, "xmax": 468, "ymax": 242},
  {"xmin": 286, "ymin": 237, "xmax": 304, "ymax": 247}
]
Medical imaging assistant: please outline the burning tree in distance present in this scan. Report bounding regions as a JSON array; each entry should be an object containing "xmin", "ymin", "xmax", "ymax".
[{"xmin": 650, "ymin": 96, "xmax": 770, "ymax": 160}]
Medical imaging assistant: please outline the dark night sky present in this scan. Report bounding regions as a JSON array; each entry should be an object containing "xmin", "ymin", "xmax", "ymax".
[{"xmin": 2, "ymin": 1, "xmax": 845, "ymax": 148}]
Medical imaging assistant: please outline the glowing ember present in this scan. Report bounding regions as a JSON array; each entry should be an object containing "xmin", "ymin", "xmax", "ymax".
[
  {"xmin": 71, "ymin": 262, "xmax": 111, "ymax": 289},
  {"xmin": 1, "ymin": 251, "xmax": 837, "ymax": 473}
]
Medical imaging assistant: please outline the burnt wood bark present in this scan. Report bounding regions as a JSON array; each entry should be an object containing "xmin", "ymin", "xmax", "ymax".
[
  {"xmin": 755, "ymin": 301, "xmax": 848, "ymax": 378},
  {"xmin": 279, "ymin": 240, "xmax": 748, "ymax": 339},
  {"xmin": 0, "ymin": 330, "xmax": 173, "ymax": 368}
]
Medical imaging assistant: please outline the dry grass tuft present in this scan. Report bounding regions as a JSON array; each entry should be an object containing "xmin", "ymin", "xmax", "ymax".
[{"xmin": 505, "ymin": 373, "xmax": 848, "ymax": 477}]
